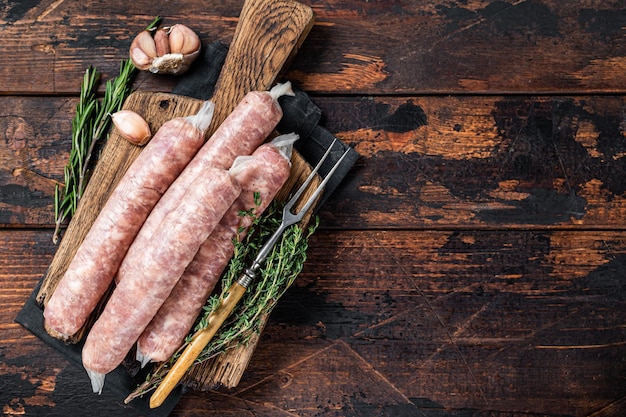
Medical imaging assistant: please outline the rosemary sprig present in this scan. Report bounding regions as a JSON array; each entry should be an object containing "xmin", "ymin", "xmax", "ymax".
[
  {"xmin": 125, "ymin": 201, "xmax": 318, "ymax": 403},
  {"xmin": 52, "ymin": 64, "xmax": 130, "ymax": 244},
  {"xmin": 52, "ymin": 17, "xmax": 162, "ymax": 244},
  {"xmin": 53, "ymin": 66, "xmax": 99, "ymax": 242}
]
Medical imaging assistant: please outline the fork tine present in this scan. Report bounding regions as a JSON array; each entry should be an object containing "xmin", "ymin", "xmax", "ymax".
[
  {"xmin": 284, "ymin": 138, "xmax": 339, "ymax": 211},
  {"xmin": 293, "ymin": 149, "xmax": 350, "ymax": 219}
]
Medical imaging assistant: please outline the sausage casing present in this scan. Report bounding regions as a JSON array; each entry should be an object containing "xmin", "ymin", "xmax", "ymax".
[
  {"xmin": 82, "ymin": 166, "xmax": 241, "ymax": 393},
  {"xmin": 43, "ymin": 102, "xmax": 215, "ymax": 339},
  {"xmin": 136, "ymin": 134, "xmax": 297, "ymax": 365}
]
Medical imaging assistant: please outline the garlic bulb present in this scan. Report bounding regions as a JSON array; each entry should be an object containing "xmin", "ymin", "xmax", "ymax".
[
  {"xmin": 111, "ymin": 110, "xmax": 152, "ymax": 146},
  {"xmin": 129, "ymin": 24, "xmax": 201, "ymax": 75}
]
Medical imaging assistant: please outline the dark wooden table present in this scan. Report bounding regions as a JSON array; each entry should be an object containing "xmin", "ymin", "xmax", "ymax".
[{"xmin": 2, "ymin": 1, "xmax": 626, "ymax": 416}]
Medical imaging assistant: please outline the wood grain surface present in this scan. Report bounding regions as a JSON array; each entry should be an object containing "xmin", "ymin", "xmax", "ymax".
[
  {"xmin": 1, "ymin": 0, "xmax": 626, "ymax": 416},
  {"xmin": 0, "ymin": 1, "xmax": 624, "ymax": 95}
]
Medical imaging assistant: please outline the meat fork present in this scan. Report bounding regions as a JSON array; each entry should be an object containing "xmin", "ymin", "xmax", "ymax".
[{"xmin": 150, "ymin": 140, "xmax": 350, "ymax": 408}]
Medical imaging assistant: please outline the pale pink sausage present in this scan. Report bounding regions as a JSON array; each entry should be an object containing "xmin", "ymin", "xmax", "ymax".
[
  {"xmin": 82, "ymin": 166, "xmax": 241, "ymax": 393},
  {"xmin": 43, "ymin": 102, "xmax": 214, "ymax": 339},
  {"xmin": 117, "ymin": 83, "xmax": 294, "ymax": 284},
  {"xmin": 135, "ymin": 134, "xmax": 296, "ymax": 366}
]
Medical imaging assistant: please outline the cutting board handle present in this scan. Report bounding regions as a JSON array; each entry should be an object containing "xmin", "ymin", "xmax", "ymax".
[{"xmin": 207, "ymin": 0, "xmax": 315, "ymax": 137}]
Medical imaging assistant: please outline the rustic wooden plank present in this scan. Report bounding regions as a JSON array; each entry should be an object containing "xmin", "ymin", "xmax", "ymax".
[
  {"xmin": 0, "ymin": 96, "xmax": 73, "ymax": 226},
  {"xmin": 5, "ymin": 229, "xmax": 625, "ymax": 415},
  {"xmin": 3, "ymin": 95, "xmax": 625, "ymax": 229},
  {"xmin": 318, "ymin": 95, "xmax": 626, "ymax": 229},
  {"xmin": 589, "ymin": 397, "xmax": 626, "ymax": 417},
  {"xmin": 0, "ymin": 230, "xmax": 626, "ymax": 416},
  {"xmin": 3, "ymin": 1, "xmax": 625, "ymax": 416},
  {"xmin": 1, "ymin": 1, "xmax": 625, "ymax": 95},
  {"xmin": 237, "ymin": 229, "xmax": 626, "ymax": 416}
]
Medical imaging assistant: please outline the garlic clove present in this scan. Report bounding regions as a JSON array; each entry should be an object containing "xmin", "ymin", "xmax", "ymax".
[
  {"xmin": 111, "ymin": 110, "xmax": 152, "ymax": 146},
  {"xmin": 153, "ymin": 28, "xmax": 170, "ymax": 57},
  {"xmin": 168, "ymin": 24, "xmax": 201, "ymax": 55},
  {"xmin": 129, "ymin": 30, "xmax": 158, "ymax": 70},
  {"xmin": 129, "ymin": 24, "xmax": 201, "ymax": 75}
]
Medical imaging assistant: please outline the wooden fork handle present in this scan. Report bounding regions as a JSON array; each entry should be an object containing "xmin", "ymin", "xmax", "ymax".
[{"xmin": 149, "ymin": 281, "xmax": 247, "ymax": 408}]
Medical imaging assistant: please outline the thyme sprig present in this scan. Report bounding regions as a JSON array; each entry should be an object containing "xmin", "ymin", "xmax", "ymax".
[
  {"xmin": 125, "ymin": 201, "xmax": 318, "ymax": 403},
  {"xmin": 196, "ymin": 203, "xmax": 316, "ymax": 362},
  {"xmin": 52, "ymin": 17, "xmax": 162, "ymax": 243}
]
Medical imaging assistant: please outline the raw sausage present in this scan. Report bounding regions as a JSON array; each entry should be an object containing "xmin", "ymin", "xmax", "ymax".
[
  {"xmin": 43, "ymin": 101, "xmax": 215, "ymax": 340},
  {"xmin": 82, "ymin": 165, "xmax": 241, "ymax": 394},
  {"xmin": 117, "ymin": 82, "xmax": 294, "ymax": 284},
  {"xmin": 135, "ymin": 133, "xmax": 298, "ymax": 366}
]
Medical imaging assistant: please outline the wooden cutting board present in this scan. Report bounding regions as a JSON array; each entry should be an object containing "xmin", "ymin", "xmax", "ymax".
[
  {"xmin": 37, "ymin": 0, "xmax": 314, "ymax": 310},
  {"xmin": 36, "ymin": 0, "xmax": 315, "ymax": 389}
]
